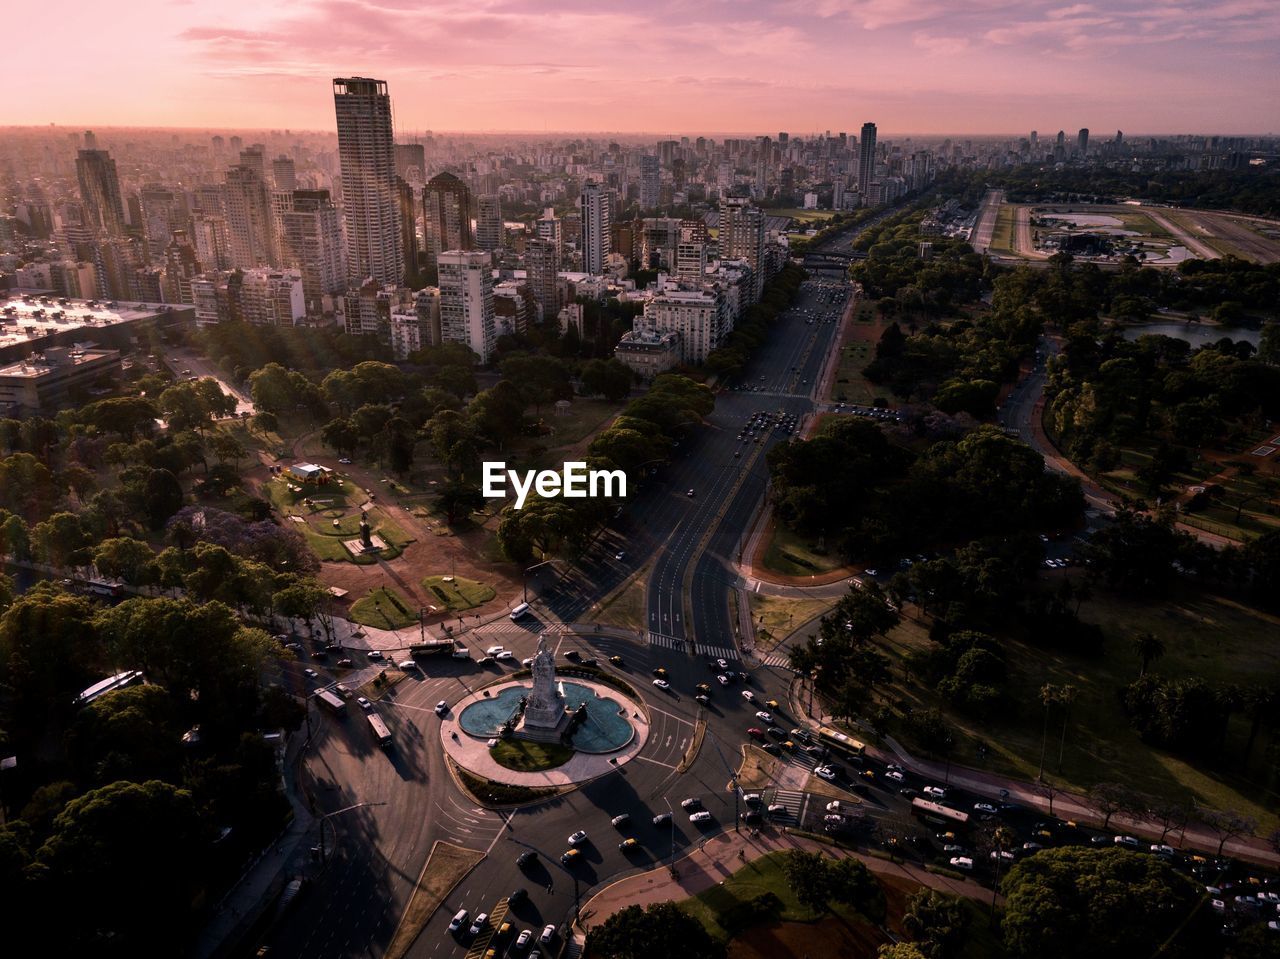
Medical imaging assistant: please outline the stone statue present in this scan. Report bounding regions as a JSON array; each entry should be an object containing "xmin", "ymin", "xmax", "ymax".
[
  {"xmin": 359, "ymin": 517, "xmax": 373, "ymax": 549},
  {"xmin": 522, "ymin": 634, "xmax": 565, "ymax": 729}
]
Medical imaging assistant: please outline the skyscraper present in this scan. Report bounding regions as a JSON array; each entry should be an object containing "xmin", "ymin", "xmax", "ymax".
[
  {"xmin": 437, "ymin": 250, "xmax": 495, "ymax": 363},
  {"xmin": 239, "ymin": 145, "xmax": 266, "ymax": 181},
  {"xmin": 579, "ymin": 182, "xmax": 612, "ymax": 275},
  {"xmin": 1077, "ymin": 128, "xmax": 1090, "ymax": 156},
  {"xmin": 397, "ymin": 176, "xmax": 420, "ymax": 285},
  {"xmin": 224, "ymin": 165, "xmax": 279, "ymax": 269},
  {"xmin": 639, "ymin": 155, "xmax": 660, "ymax": 211},
  {"xmin": 525, "ymin": 237, "xmax": 559, "ymax": 322},
  {"xmin": 333, "ymin": 77, "xmax": 404, "ymax": 286},
  {"xmin": 278, "ymin": 189, "xmax": 346, "ymax": 314},
  {"xmin": 75, "ymin": 148, "xmax": 126, "ymax": 236},
  {"xmin": 272, "ymin": 156, "xmax": 297, "ymax": 192},
  {"xmin": 424, "ymin": 171, "xmax": 474, "ymax": 266},
  {"xmin": 858, "ymin": 122, "xmax": 877, "ymax": 199},
  {"xmin": 476, "ymin": 194, "xmax": 503, "ymax": 251},
  {"xmin": 718, "ymin": 194, "xmax": 764, "ymax": 303}
]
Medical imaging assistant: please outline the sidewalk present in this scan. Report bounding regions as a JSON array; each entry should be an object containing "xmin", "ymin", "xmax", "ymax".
[{"xmin": 575, "ymin": 823, "xmax": 994, "ymax": 937}]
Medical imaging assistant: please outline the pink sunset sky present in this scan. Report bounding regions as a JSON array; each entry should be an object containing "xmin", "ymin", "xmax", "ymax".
[{"xmin": 11, "ymin": 0, "xmax": 1280, "ymax": 134}]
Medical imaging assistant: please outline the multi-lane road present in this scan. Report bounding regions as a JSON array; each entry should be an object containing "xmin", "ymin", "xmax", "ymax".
[{"xmin": 252, "ymin": 213, "xmax": 914, "ymax": 959}]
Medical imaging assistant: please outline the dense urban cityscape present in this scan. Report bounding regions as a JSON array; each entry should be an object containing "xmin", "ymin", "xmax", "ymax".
[{"xmin": 2, "ymin": 6, "xmax": 1280, "ymax": 959}]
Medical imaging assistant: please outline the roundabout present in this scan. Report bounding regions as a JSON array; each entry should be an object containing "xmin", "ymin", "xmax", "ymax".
[{"xmin": 442, "ymin": 635, "xmax": 650, "ymax": 789}]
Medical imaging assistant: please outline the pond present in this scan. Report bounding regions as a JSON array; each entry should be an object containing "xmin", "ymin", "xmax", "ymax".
[
  {"xmin": 1119, "ymin": 321, "xmax": 1261, "ymax": 349},
  {"xmin": 459, "ymin": 680, "xmax": 635, "ymax": 753}
]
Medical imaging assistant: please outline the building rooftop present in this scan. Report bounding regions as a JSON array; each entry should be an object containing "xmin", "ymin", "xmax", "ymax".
[
  {"xmin": 0, "ymin": 346, "xmax": 119, "ymax": 380},
  {"xmin": 0, "ymin": 292, "xmax": 174, "ymax": 351}
]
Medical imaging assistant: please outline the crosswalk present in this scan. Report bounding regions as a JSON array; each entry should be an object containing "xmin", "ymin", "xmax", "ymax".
[
  {"xmin": 693, "ymin": 642, "xmax": 738, "ymax": 660},
  {"xmin": 763, "ymin": 787, "xmax": 807, "ymax": 820},
  {"xmin": 759, "ymin": 653, "xmax": 796, "ymax": 670},
  {"xmin": 647, "ymin": 630, "xmax": 685, "ymax": 650}
]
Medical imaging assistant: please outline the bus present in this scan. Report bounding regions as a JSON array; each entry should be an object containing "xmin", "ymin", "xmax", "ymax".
[
  {"xmin": 911, "ymin": 797, "xmax": 969, "ymax": 830},
  {"xmin": 315, "ymin": 688, "xmax": 346, "ymax": 715},
  {"xmin": 816, "ymin": 728, "xmax": 866, "ymax": 764},
  {"xmin": 367, "ymin": 712, "xmax": 392, "ymax": 748}
]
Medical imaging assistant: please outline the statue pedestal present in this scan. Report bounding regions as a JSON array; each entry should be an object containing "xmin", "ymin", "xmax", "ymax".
[
  {"xmin": 342, "ymin": 535, "xmax": 386, "ymax": 556},
  {"xmin": 513, "ymin": 710, "xmax": 572, "ymax": 744}
]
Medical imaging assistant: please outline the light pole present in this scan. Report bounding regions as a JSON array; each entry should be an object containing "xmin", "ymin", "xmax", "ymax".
[
  {"xmin": 666, "ymin": 796, "xmax": 676, "ymax": 877},
  {"xmin": 523, "ymin": 560, "xmax": 554, "ymax": 603},
  {"xmin": 317, "ymin": 800, "xmax": 385, "ymax": 864}
]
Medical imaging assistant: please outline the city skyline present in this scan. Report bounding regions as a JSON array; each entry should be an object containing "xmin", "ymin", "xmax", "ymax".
[{"xmin": 10, "ymin": 0, "xmax": 1279, "ymax": 134}]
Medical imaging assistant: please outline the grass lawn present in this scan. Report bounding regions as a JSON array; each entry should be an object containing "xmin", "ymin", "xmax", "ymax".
[
  {"xmin": 827, "ymin": 303, "xmax": 886, "ymax": 406},
  {"xmin": 775, "ymin": 208, "xmax": 838, "ymax": 224},
  {"xmin": 594, "ymin": 570, "xmax": 648, "ymax": 633},
  {"xmin": 761, "ymin": 522, "xmax": 846, "ymax": 578},
  {"xmin": 736, "ymin": 744, "xmax": 783, "ymax": 791},
  {"xmin": 748, "ymin": 593, "xmax": 836, "ymax": 651},
  {"xmin": 537, "ymin": 398, "xmax": 627, "ymax": 449},
  {"xmin": 873, "ymin": 588, "xmax": 1280, "ymax": 833},
  {"xmin": 421, "ymin": 575, "xmax": 496, "ymax": 611},
  {"xmin": 385, "ymin": 841, "xmax": 484, "ymax": 959},
  {"xmin": 489, "ymin": 739, "xmax": 574, "ymax": 772},
  {"xmin": 349, "ymin": 586, "xmax": 420, "ymax": 630},
  {"xmin": 992, "ymin": 203, "xmax": 1016, "ymax": 253},
  {"xmin": 680, "ymin": 851, "xmax": 822, "ymax": 941}
]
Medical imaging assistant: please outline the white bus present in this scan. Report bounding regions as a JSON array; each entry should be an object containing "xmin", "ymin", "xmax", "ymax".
[{"xmin": 367, "ymin": 712, "xmax": 392, "ymax": 748}]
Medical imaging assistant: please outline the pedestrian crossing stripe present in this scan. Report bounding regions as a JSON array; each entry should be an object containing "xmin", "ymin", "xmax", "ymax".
[
  {"xmin": 694, "ymin": 643, "xmax": 737, "ymax": 660},
  {"xmin": 647, "ymin": 631, "xmax": 684, "ymax": 648}
]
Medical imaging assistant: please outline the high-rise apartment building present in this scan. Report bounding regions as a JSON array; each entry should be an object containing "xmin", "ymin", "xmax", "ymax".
[
  {"xmin": 190, "ymin": 215, "xmax": 231, "ymax": 272},
  {"xmin": 1077, "ymin": 128, "xmax": 1090, "ymax": 156},
  {"xmin": 277, "ymin": 189, "xmax": 346, "ymax": 314},
  {"xmin": 718, "ymin": 194, "xmax": 764, "ymax": 303},
  {"xmin": 239, "ymin": 145, "xmax": 266, "ymax": 181},
  {"xmin": 536, "ymin": 208, "xmax": 562, "ymax": 257},
  {"xmin": 423, "ymin": 171, "xmax": 474, "ymax": 266},
  {"xmin": 476, "ymin": 194, "xmax": 503, "ymax": 251},
  {"xmin": 333, "ymin": 77, "xmax": 404, "ymax": 286},
  {"xmin": 525, "ymin": 237, "xmax": 559, "ymax": 322},
  {"xmin": 393, "ymin": 143, "xmax": 426, "ymax": 183},
  {"xmin": 858, "ymin": 122, "xmax": 877, "ymax": 198},
  {"xmin": 272, "ymin": 156, "xmax": 297, "ymax": 192},
  {"xmin": 239, "ymin": 268, "xmax": 305, "ymax": 326},
  {"xmin": 163, "ymin": 231, "xmax": 202, "ymax": 304},
  {"xmin": 75, "ymin": 148, "xmax": 126, "ymax": 236},
  {"xmin": 579, "ymin": 182, "xmax": 612, "ymax": 276},
  {"xmin": 438, "ymin": 250, "xmax": 495, "ymax": 363},
  {"xmin": 224, "ymin": 165, "xmax": 279, "ymax": 268},
  {"xmin": 397, "ymin": 176, "xmax": 420, "ymax": 284},
  {"xmin": 639, "ymin": 155, "xmax": 660, "ymax": 210}
]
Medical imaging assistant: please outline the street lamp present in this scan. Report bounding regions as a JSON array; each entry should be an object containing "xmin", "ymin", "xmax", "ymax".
[
  {"xmin": 523, "ymin": 560, "xmax": 554, "ymax": 603},
  {"xmin": 317, "ymin": 800, "xmax": 386, "ymax": 864}
]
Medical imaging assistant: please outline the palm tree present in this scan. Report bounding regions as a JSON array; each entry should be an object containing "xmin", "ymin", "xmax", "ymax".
[
  {"xmin": 1037, "ymin": 683, "xmax": 1059, "ymax": 782},
  {"xmin": 1056, "ymin": 684, "xmax": 1078, "ymax": 771},
  {"xmin": 1132, "ymin": 632, "xmax": 1166, "ymax": 677}
]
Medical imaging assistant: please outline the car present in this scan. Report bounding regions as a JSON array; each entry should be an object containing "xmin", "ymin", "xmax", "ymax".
[
  {"xmin": 367, "ymin": 650, "xmax": 384, "ymax": 661},
  {"xmin": 990, "ymin": 850, "xmax": 1016, "ymax": 862},
  {"xmin": 690, "ymin": 811, "xmax": 713, "ymax": 824},
  {"xmin": 614, "ymin": 551, "xmax": 625, "ymax": 561},
  {"xmin": 943, "ymin": 844, "xmax": 966, "ymax": 854},
  {"xmin": 1210, "ymin": 899, "xmax": 1226, "ymax": 914},
  {"xmin": 764, "ymin": 699, "xmax": 779, "ymax": 709},
  {"xmin": 652, "ymin": 812, "xmax": 672, "ymax": 826},
  {"xmin": 564, "ymin": 650, "xmax": 581, "ymax": 661},
  {"xmin": 496, "ymin": 651, "xmax": 515, "ymax": 661},
  {"xmin": 686, "ymin": 489, "xmax": 695, "ymax": 497},
  {"xmin": 580, "ymin": 658, "xmax": 598, "ymax": 667},
  {"xmin": 950, "ymin": 857, "xmax": 974, "ymax": 871},
  {"xmin": 478, "ymin": 656, "xmax": 496, "ymax": 666},
  {"xmin": 619, "ymin": 837, "xmax": 639, "ymax": 852},
  {"xmin": 716, "ymin": 658, "xmax": 729, "ymax": 670},
  {"xmin": 695, "ymin": 683, "xmax": 712, "ymax": 694},
  {"xmin": 755, "ymin": 711, "xmax": 773, "ymax": 724},
  {"xmin": 747, "ymin": 727, "xmax": 765, "ymax": 740},
  {"xmin": 611, "ymin": 813, "xmax": 631, "ymax": 828},
  {"xmin": 515, "ymin": 930, "xmax": 532, "ymax": 949},
  {"xmin": 716, "ymin": 674, "xmax": 730, "ymax": 685},
  {"xmin": 496, "ymin": 921, "xmax": 513, "ymax": 940},
  {"xmin": 768, "ymin": 803, "xmax": 787, "ymax": 816},
  {"xmin": 1151, "ymin": 844, "xmax": 1176, "ymax": 857},
  {"xmin": 448, "ymin": 909, "xmax": 469, "ymax": 933},
  {"xmin": 762, "ymin": 743, "xmax": 781, "ymax": 755},
  {"xmin": 469, "ymin": 914, "xmax": 489, "ymax": 936},
  {"xmin": 337, "ymin": 658, "xmax": 353, "ymax": 668},
  {"xmin": 303, "ymin": 668, "xmax": 318, "ymax": 679},
  {"xmin": 1113, "ymin": 835, "xmax": 1141, "ymax": 849},
  {"xmin": 652, "ymin": 667, "xmax": 667, "ymax": 678},
  {"xmin": 540, "ymin": 923, "xmax": 557, "ymax": 944},
  {"xmin": 681, "ymin": 797, "xmax": 702, "ymax": 810},
  {"xmin": 356, "ymin": 696, "xmax": 372, "ymax": 711},
  {"xmin": 652, "ymin": 679, "xmax": 670, "ymax": 690},
  {"xmin": 743, "ymin": 793, "xmax": 762, "ymax": 806},
  {"xmin": 509, "ymin": 887, "xmax": 528, "ymax": 905},
  {"xmin": 609, "ymin": 655, "xmax": 624, "ymax": 666},
  {"xmin": 561, "ymin": 849, "xmax": 581, "ymax": 866},
  {"xmin": 781, "ymin": 740, "xmax": 796, "ymax": 751},
  {"xmin": 694, "ymin": 694, "xmax": 709, "ymax": 705},
  {"xmin": 826, "ymin": 800, "xmax": 843, "ymax": 812},
  {"xmin": 434, "ymin": 701, "xmax": 448, "ymax": 716},
  {"xmin": 973, "ymin": 802, "xmax": 997, "ymax": 815},
  {"xmin": 814, "ymin": 766, "xmax": 837, "ymax": 782},
  {"xmin": 742, "ymin": 690, "xmax": 756, "ymax": 702},
  {"xmin": 486, "ymin": 645, "xmax": 505, "ymax": 655},
  {"xmin": 568, "ymin": 830, "xmax": 588, "ymax": 846},
  {"xmin": 922, "ymin": 786, "xmax": 947, "ymax": 800},
  {"xmin": 767, "ymin": 726, "xmax": 786, "ymax": 739},
  {"xmin": 517, "ymin": 850, "xmax": 537, "ymax": 868}
]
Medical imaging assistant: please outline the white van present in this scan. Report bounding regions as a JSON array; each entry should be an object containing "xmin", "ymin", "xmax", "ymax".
[
  {"xmin": 397, "ymin": 659, "xmax": 418, "ymax": 671},
  {"xmin": 510, "ymin": 602, "xmax": 530, "ymax": 620},
  {"xmin": 448, "ymin": 909, "xmax": 468, "ymax": 933},
  {"xmin": 452, "ymin": 648, "xmax": 471, "ymax": 660}
]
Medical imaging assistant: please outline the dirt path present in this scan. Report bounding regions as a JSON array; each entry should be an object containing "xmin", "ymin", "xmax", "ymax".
[{"xmin": 1144, "ymin": 209, "xmax": 1220, "ymax": 260}]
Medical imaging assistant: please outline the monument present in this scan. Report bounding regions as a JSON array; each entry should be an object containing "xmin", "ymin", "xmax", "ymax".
[
  {"xmin": 514, "ymin": 634, "xmax": 572, "ymax": 743},
  {"xmin": 342, "ymin": 510, "xmax": 386, "ymax": 557}
]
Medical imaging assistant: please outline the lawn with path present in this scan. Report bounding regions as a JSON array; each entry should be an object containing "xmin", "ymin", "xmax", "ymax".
[
  {"xmin": 349, "ymin": 586, "xmax": 420, "ymax": 630},
  {"xmin": 421, "ymin": 575, "xmax": 497, "ymax": 612}
]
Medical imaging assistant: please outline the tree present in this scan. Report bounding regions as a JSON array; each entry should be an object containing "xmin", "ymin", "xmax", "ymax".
[
  {"xmin": 1200, "ymin": 807, "xmax": 1257, "ymax": 857},
  {"xmin": 92, "ymin": 537, "xmax": 156, "ymax": 587},
  {"xmin": 902, "ymin": 889, "xmax": 971, "ymax": 959},
  {"xmin": 436, "ymin": 480, "xmax": 485, "ymax": 525},
  {"xmin": 782, "ymin": 849, "xmax": 835, "ymax": 913},
  {"xmin": 1132, "ymin": 631, "xmax": 1166, "ymax": 677},
  {"xmin": 827, "ymin": 856, "xmax": 885, "ymax": 921},
  {"xmin": 66, "ymin": 684, "xmax": 181, "ymax": 785},
  {"xmin": 31, "ymin": 512, "xmax": 93, "ymax": 570},
  {"xmin": 1087, "ymin": 782, "xmax": 1142, "ymax": 830},
  {"xmin": 140, "ymin": 468, "xmax": 185, "ymax": 530},
  {"xmin": 584, "ymin": 902, "xmax": 724, "ymax": 959},
  {"xmin": 30, "ymin": 779, "xmax": 209, "ymax": 951},
  {"xmin": 1001, "ymin": 847, "xmax": 1217, "ymax": 959},
  {"xmin": 879, "ymin": 947, "xmax": 929, "ymax": 959},
  {"xmin": 321, "ymin": 417, "xmax": 360, "ymax": 457},
  {"xmin": 580, "ymin": 358, "xmax": 634, "ymax": 400}
]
